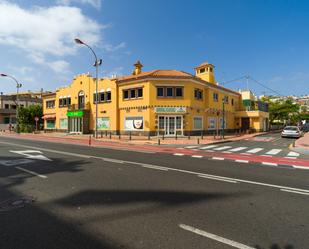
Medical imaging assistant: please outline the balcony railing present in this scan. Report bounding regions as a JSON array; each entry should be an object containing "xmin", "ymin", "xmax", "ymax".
[{"xmin": 67, "ymin": 102, "xmax": 90, "ymax": 111}]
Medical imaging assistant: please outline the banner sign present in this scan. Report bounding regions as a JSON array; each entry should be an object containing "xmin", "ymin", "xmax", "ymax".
[
  {"xmin": 125, "ymin": 117, "xmax": 143, "ymax": 130},
  {"xmin": 154, "ymin": 107, "xmax": 186, "ymax": 113},
  {"xmin": 67, "ymin": 110, "xmax": 83, "ymax": 117},
  {"xmin": 98, "ymin": 117, "xmax": 110, "ymax": 130}
]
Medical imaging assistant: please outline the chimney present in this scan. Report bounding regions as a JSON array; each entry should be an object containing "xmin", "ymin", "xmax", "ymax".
[{"xmin": 132, "ymin": 60, "xmax": 143, "ymax": 75}]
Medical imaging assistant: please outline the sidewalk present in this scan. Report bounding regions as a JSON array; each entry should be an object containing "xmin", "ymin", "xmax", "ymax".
[
  {"xmin": 0, "ymin": 130, "xmax": 268, "ymax": 147},
  {"xmin": 292, "ymin": 132, "xmax": 309, "ymax": 155}
]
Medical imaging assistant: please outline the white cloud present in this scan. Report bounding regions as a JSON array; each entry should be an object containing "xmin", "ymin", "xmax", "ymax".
[
  {"xmin": 49, "ymin": 60, "xmax": 71, "ymax": 73},
  {"xmin": 0, "ymin": 1, "xmax": 101, "ymax": 59},
  {"xmin": 56, "ymin": 0, "xmax": 102, "ymax": 9}
]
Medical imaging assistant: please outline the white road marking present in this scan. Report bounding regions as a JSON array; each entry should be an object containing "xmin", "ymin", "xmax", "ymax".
[
  {"xmin": 262, "ymin": 162, "xmax": 278, "ymax": 166},
  {"xmin": 102, "ymin": 158, "xmax": 124, "ymax": 164},
  {"xmin": 292, "ymin": 165, "xmax": 309, "ymax": 170},
  {"xmin": 280, "ymin": 189, "xmax": 309, "ymax": 196},
  {"xmin": 222, "ymin": 151, "xmax": 232, "ymax": 154},
  {"xmin": 199, "ymin": 145, "xmax": 218, "ymax": 149},
  {"xmin": 141, "ymin": 164, "xmax": 169, "ymax": 171},
  {"xmin": 205, "ymin": 150, "xmax": 214, "ymax": 152},
  {"xmin": 185, "ymin": 146, "xmax": 199, "ymax": 149},
  {"xmin": 15, "ymin": 166, "xmax": 47, "ymax": 179},
  {"xmin": 212, "ymin": 157, "xmax": 225, "ymax": 160},
  {"xmin": 198, "ymin": 175, "xmax": 238, "ymax": 183},
  {"xmin": 284, "ymin": 157, "xmax": 297, "ymax": 159},
  {"xmin": 0, "ymin": 159, "xmax": 34, "ymax": 166},
  {"xmin": 246, "ymin": 148, "xmax": 263, "ymax": 154},
  {"xmin": 235, "ymin": 160, "xmax": 249, "ymax": 163},
  {"xmin": 261, "ymin": 155, "xmax": 272, "ymax": 157},
  {"xmin": 10, "ymin": 150, "xmax": 51, "ymax": 161},
  {"xmin": 287, "ymin": 151, "xmax": 300, "ymax": 157},
  {"xmin": 240, "ymin": 153, "xmax": 251, "ymax": 155},
  {"xmin": 191, "ymin": 155, "xmax": 203, "ymax": 158},
  {"xmin": 179, "ymin": 224, "xmax": 255, "ymax": 249},
  {"xmin": 213, "ymin": 146, "xmax": 232, "ymax": 151},
  {"xmin": 2, "ymin": 141, "xmax": 309, "ymax": 193},
  {"xmin": 229, "ymin": 147, "xmax": 247, "ymax": 152},
  {"xmin": 266, "ymin": 149, "xmax": 282, "ymax": 155},
  {"xmin": 174, "ymin": 153, "xmax": 184, "ymax": 156}
]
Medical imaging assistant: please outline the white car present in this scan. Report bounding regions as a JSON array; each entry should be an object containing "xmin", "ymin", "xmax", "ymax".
[{"xmin": 281, "ymin": 126, "xmax": 303, "ymax": 138}]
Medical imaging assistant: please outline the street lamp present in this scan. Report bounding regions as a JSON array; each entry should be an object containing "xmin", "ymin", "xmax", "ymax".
[
  {"xmin": 0, "ymin": 74, "xmax": 22, "ymax": 133},
  {"xmin": 74, "ymin": 38, "xmax": 102, "ymax": 138}
]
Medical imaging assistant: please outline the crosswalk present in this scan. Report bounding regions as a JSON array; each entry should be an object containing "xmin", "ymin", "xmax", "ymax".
[{"xmin": 183, "ymin": 145, "xmax": 300, "ymax": 158}]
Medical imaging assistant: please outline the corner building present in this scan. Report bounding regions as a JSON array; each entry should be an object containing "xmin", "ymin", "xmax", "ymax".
[{"xmin": 42, "ymin": 61, "xmax": 269, "ymax": 135}]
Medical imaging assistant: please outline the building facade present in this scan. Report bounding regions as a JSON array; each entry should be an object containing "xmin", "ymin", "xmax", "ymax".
[
  {"xmin": 42, "ymin": 61, "xmax": 269, "ymax": 135},
  {"xmin": 0, "ymin": 92, "xmax": 42, "ymax": 130}
]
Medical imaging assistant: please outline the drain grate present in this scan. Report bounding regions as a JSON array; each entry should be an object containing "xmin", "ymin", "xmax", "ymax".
[{"xmin": 0, "ymin": 196, "xmax": 36, "ymax": 212}]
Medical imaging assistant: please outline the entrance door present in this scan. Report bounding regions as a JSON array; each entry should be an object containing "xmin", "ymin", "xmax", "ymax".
[
  {"xmin": 166, "ymin": 116, "xmax": 176, "ymax": 136},
  {"xmin": 69, "ymin": 117, "xmax": 82, "ymax": 133}
]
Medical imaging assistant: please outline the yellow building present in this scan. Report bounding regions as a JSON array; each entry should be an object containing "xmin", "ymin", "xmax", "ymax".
[{"xmin": 42, "ymin": 61, "xmax": 269, "ymax": 135}]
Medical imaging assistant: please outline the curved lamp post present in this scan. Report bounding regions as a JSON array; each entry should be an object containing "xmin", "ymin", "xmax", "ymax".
[
  {"xmin": 75, "ymin": 38, "xmax": 102, "ymax": 138},
  {"xmin": 0, "ymin": 74, "xmax": 22, "ymax": 133}
]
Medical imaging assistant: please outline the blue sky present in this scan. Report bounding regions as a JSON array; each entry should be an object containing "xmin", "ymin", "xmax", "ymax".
[{"xmin": 0, "ymin": 0, "xmax": 308, "ymax": 96}]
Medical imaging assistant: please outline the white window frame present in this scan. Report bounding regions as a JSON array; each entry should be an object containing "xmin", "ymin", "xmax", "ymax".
[{"xmin": 193, "ymin": 116, "xmax": 203, "ymax": 130}]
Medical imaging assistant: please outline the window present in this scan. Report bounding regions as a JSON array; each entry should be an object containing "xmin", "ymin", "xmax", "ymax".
[
  {"xmin": 156, "ymin": 86, "xmax": 183, "ymax": 98},
  {"xmin": 46, "ymin": 119, "xmax": 55, "ymax": 129},
  {"xmin": 176, "ymin": 116, "xmax": 182, "ymax": 129},
  {"xmin": 67, "ymin": 98, "xmax": 71, "ymax": 106},
  {"xmin": 231, "ymin": 99, "xmax": 234, "ymax": 106},
  {"xmin": 63, "ymin": 98, "xmax": 67, "ymax": 106},
  {"xmin": 93, "ymin": 93, "xmax": 98, "ymax": 103},
  {"xmin": 157, "ymin": 87, "xmax": 164, "ymax": 97},
  {"xmin": 130, "ymin": 89, "xmax": 136, "ymax": 98},
  {"xmin": 159, "ymin": 116, "xmax": 165, "ymax": 129},
  {"xmin": 224, "ymin": 96, "xmax": 229, "ymax": 104},
  {"xmin": 166, "ymin": 87, "xmax": 174, "ymax": 97},
  {"xmin": 4, "ymin": 104, "xmax": 9, "ymax": 109},
  {"xmin": 193, "ymin": 117, "xmax": 203, "ymax": 130},
  {"xmin": 11, "ymin": 105, "xmax": 16, "ymax": 109},
  {"xmin": 137, "ymin": 88, "xmax": 143, "ymax": 98},
  {"xmin": 125, "ymin": 116, "xmax": 143, "ymax": 130},
  {"xmin": 100, "ymin": 92, "xmax": 105, "ymax": 102},
  {"xmin": 209, "ymin": 67, "xmax": 213, "ymax": 72},
  {"xmin": 199, "ymin": 68, "xmax": 206, "ymax": 73},
  {"xmin": 4, "ymin": 117, "xmax": 10, "ymax": 124},
  {"xmin": 194, "ymin": 89, "xmax": 203, "ymax": 100},
  {"xmin": 124, "ymin": 90, "xmax": 129, "ymax": 99},
  {"xmin": 106, "ymin": 91, "xmax": 111, "ymax": 101},
  {"xmin": 213, "ymin": 93, "xmax": 218, "ymax": 102},
  {"xmin": 46, "ymin": 100, "xmax": 55, "ymax": 109},
  {"xmin": 175, "ymin": 87, "xmax": 183, "ymax": 97},
  {"xmin": 60, "ymin": 118, "xmax": 68, "ymax": 129},
  {"xmin": 208, "ymin": 117, "xmax": 216, "ymax": 130},
  {"xmin": 59, "ymin": 98, "xmax": 63, "ymax": 107}
]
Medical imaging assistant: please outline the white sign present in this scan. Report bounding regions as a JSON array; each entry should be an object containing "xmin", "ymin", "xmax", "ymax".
[
  {"xmin": 10, "ymin": 150, "xmax": 51, "ymax": 161},
  {"xmin": 125, "ymin": 117, "xmax": 143, "ymax": 130},
  {"xmin": 154, "ymin": 107, "xmax": 186, "ymax": 113},
  {"xmin": 208, "ymin": 117, "xmax": 217, "ymax": 130}
]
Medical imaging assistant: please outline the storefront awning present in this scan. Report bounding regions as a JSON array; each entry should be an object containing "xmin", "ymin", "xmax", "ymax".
[{"xmin": 42, "ymin": 114, "xmax": 56, "ymax": 119}]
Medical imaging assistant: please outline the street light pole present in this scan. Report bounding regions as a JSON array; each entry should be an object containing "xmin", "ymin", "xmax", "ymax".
[
  {"xmin": 222, "ymin": 97, "xmax": 225, "ymax": 139},
  {"xmin": 0, "ymin": 74, "xmax": 22, "ymax": 133},
  {"xmin": 75, "ymin": 38, "xmax": 102, "ymax": 138}
]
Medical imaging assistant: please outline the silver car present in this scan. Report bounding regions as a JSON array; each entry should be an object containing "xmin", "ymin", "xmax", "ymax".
[{"xmin": 281, "ymin": 126, "xmax": 303, "ymax": 138}]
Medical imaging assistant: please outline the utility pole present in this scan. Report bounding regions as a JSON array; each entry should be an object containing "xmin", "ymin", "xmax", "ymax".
[{"xmin": 222, "ymin": 97, "xmax": 225, "ymax": 139}]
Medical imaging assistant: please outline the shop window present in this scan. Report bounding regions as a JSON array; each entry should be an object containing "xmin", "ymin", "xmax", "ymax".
[
  {"xmin": 159, "ymin": 116, "xmax": 165, "ymax": 129},
  {"xmin": 60, "ymin": 118, "xmax": 68, "ymax": 129},
  {"xmin": 4, "ymin": 117, "xmax": 10, "ymax": 124},
  {"xmin": 46, "ymin": 119, "xmax": 55, "ymax": 129},
  {"xmin": 194, "ymin": 89, "xmax": 203, "ymax": 100},
  {"xmin": 176, "ymin": 117, "xmax": 182, "ymax": 129},
  {"xmin": 213, "ymin": 93, "xmax": 218, "ymax": 102},
  {"xmin": 193, "ymin": 117, "xmax": 203, "ymax": 130},
  {"xmin": 157, "ymin": 87, "xmax": 164, "ymax": 97}
]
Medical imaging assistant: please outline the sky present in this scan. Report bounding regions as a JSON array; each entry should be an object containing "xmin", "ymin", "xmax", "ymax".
[{"xmin": 0, "ymin": 0, "xmax": 308, "ymax": 96}]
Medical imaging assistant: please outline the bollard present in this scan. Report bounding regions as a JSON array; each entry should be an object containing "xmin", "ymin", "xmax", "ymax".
[
  {"xmin": 89, "ymin": 135, "xmax": 91, "ymax": 146},
  {"xmin": 201, "ymin": 131, "xmax": 204, "ymax": 140},
  {"xmin": 175, "ymin": 132, "xmax": 177, "ymax": 140},
  {"xmin": 188, "ymin": 131, "xmax": 190, "ymax": 140},
  {"xmin": 119, "ymin": 133, "xmax": 121, "ymax": 140},
  {"xmin": 109, "ymin": 132, "xmax": 112, "ymax": 139},
  {"xmin": 105, "ymin": 130, "xmax": 108, "ymax": 137},
  {"xmin": 214, "ymin": 132, "xmax": 216, "ymax": 140},
  {"xmin": 293, "ymin": 140, "xmax": 295, "ymax": 147},
  {"xmin": 158, "ymin": 138, "xmax": 160, "ymax": 145},
  {"xmin": 101, "ymin": 131, "xmax": 103, "ymax": 138},
  {"xmin": 197, "ymin": 138, "xmax": 200, "ymax": 144},
  {"xmin": 162, "ymin": 133, "xmax": 165, "ymax": 140},
  {"xmin": 129, "ymin": 131, "xmax": 132, "ymax": 140},
  {"xmin": 148, "ymin": 133, "xmax": 150, "ymax": 140}
]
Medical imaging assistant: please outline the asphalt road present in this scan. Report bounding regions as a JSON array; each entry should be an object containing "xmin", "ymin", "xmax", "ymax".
[{"xmin": 0, "ymin": 135, "xmax": 308, "ymax": 249}]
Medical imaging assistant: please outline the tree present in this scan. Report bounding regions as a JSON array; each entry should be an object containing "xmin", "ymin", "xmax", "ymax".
[
  {"xmin": 18, "ymin": 104, "xmax": 42, "ymax": 132},
  {"xmin": 268, "ymin": 99, "xmax": 300, "ymax": 125}
]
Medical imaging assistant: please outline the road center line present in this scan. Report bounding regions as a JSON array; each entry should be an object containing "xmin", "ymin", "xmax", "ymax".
[
  {"xmin": 198, "ymin": 175, "xmax": 238, "ymax": 183},
  {"xmin": 179, "ymin": 224, "xmax": 255, "ymax": 249},
  {"xmin": 2, "ymin": 140, "xmax": 309, "ymax": 194},
  {"xmin": 15, "ymin": 166, "xmax": 47, "ymax": 179},
  {"xmin": 280, "ymin": 189, "xmax": 309, "ymax": 196}
]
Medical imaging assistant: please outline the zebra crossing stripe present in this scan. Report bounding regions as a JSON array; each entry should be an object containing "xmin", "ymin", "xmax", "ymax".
[
  {"xmin": 266, "ymin": 149, "xmax": 282, "ymax": 155},
  {"xmin": 200, "ymin": 145, "xmax": 218, "ymax": 150},
  {"xmin": 287, "ymin": 151, "xmax": 300, "ymax": 157},
  {"xmin": 229, "ymin": 147, "xmax": 247, "ymax": 152},
  {"xmin": 185, "ymin": 146, "xmax": 199, "ymax": 149},
  {"xmin": 246, "ymin": 148, "xmax": 263, "ymax": 153},
  {"xmin": 213, "ymin": 146, "xmax": 232, "ymax": 151}
]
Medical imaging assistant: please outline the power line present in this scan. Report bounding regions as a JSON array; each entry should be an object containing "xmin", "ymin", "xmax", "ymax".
[{"xmin": 248, "ymin": 76, "xmax": 282, "ymax": 96}]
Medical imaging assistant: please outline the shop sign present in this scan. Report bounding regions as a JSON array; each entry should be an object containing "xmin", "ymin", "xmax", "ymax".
[
  {"xmin": 125, "ymin": 117, "xmax": 143, "ymax": 130},
  {"xmin": 67, "ymin": 110, "xmax": 83, "ymax": 117},
  {"xmin": 98, "ymin": 117, "xmax": 110, "ymax": 130},
  {"xmin": 154, "ymin": 107, "xmax": 186, "ymax": 113}
]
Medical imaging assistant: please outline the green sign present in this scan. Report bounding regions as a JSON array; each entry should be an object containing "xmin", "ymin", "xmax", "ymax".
[
  {"xmin": 98, "ymin": 117, "xmax": 110, "ymax": 130},
  {"xmin": 67, "ymin": 110, "xmax": 83, "ymax": 117},
  {"xmin": 154, "ymin": 107, "xmax": 186, "ymax": 113}
]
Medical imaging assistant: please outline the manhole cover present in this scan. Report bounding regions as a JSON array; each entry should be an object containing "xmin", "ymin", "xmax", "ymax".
[{"xmin": 0, "ymin": 196, "xmax": 36, "ymax": 212}]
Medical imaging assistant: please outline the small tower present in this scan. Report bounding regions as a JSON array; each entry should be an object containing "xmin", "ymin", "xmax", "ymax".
[
  {"xmin": 195, "ymin": 61, "xmax": 216, "ymax": 84},
  {"xmin": 132, "ymin": 60, "xmax": 143, "ymax": 75}
]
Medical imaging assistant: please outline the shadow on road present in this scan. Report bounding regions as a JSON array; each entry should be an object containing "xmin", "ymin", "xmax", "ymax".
[{"xmin": 255, "ymin": 244, "xmax": 294, "ymax": 249}]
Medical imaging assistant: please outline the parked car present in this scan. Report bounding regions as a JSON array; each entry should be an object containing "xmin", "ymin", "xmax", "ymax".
[
  {"xmin": 301, "ymin": 123, "xmax": 309, "ymax": 132},
  {"xmin": 281, "ymin": 126, "xmax": 303, "ymax": 138}
]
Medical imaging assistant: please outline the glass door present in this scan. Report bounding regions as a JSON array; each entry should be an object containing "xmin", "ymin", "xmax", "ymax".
[{"xmin": 167, "ymin": 116, "xmax": 175, "ymax": 136}]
